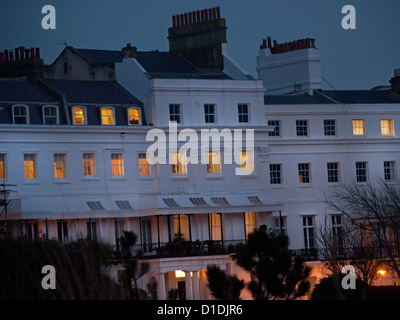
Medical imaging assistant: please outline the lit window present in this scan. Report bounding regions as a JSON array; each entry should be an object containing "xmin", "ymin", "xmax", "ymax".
[
  {"xmin": 296, "ymin": 120, "xmax": 309, "ymax": 136},
  {"xmin": 268, "ymin": 120, "xmax": 281, "ymax": 137},
  {"xmin": 238, "ymin": 104, "xmax": 249, "ymax": 123},
  {"xmin": 207, "ymin": 152, "xmax": 221, "ymax": 174},
  {"xmin": 101, "ymin": 107, "xmax": 115, "ymax": 125},
  {"xmin": 13, "ymin": 105, "xmax": 29, "ymax": 124},
  {"xmin": 72, "ymin": 107, "xmax": 86, "ymax": 125},
  {"xmin": 245, "ymin": 212, "xmax": 257, "ymax": 239},
  {"xmin": 128, "ymin": 108, "xmax": 141, "ymax": 125},
  {"xmin": 327, "ymin": 162, "xmax": 340, "ymax": 183},
  {"xmin": 352, "ymin": 119, "xmax": 365, "ymax": 136},
  {"xmin": 171, "ymin": 152, "xmax": 187, "ymax": 175},
  {"xmin": 169, "ymin": 104, "xmax": 181, "ymax": 123},
  {"xmin": 24, "ymin": 154, "xmax": 37, "ymax": 179},
  {"xmin": 381, "ymin": 119, "xmax": 395, "ymax": 136},
  {"xmin": 138, "ymin": 153, "xmax": 151, "ymax": 176},
  {"xmin": 54, "ymin": 154, "xmax": 66, "ymax": 179},
  {"xmin": 324, "ymin": 120, "xmax": 336, "ymax": 136},
  {"xmin": 111, "ymin": 153, "xmax": 124, "ymax": 176},
  {"xmin": 384, "ymin": 161, "xmax": 396, "ymax": 182},
  {"xmin": 204, "ymin": 104, "xmax": 216, "ymax": 123},
  {"xmin": 240, "ymin": 151, "xmax": 254, "ymax": 174},
  {"xmin": 209, "ymin": 213, "xmax": 222, "ymax": 241},
  {"xmin": 83, "ymin": 153, "xmax": 96, "ymax": 176},
  {"xmin": 269, "ymin": 164, "xmax": 282, "ymax": 185},
  {"xmin": 0, "ymin": 154, "xmax": 6, "ymax": 179},
  {"xmin": 298, "ymin": 163, "xmax": 311, "ymax": 184},
  {"xmin": 356, "ymin": 162, "xmax": 368, "ymax": 183},
  {"xmin": 43, "ymin": 106, "xmax": 58, "ymax": 125}
]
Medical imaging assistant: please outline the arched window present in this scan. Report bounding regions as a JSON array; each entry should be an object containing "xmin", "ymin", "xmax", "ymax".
[
  {"xmin": 12, "ymin": 105, "xmax": 29, "ymax": 124},
  {"xmin": 72, "ymin": 106, "xmax": 86, "ymax": 125},
  {"xmin": 128, "ymin": 107, "xmax": 141, "ymax": 125},
  {"xmin": 101, "ymin": 107, "xmax": 115, "ymax": 125},
  {"xmin": 43, "ymin": 105, "xmax": 58, "ymax": 125}
]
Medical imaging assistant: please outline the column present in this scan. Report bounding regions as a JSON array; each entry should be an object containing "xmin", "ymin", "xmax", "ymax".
[
  {"xmin": 192, "ymin": 270, "xmax": 200, "ymax": 300},
  {"xmin": 185, "ymin": 271, "xmax": 193, "ymax": 300},
  {"xmin": 157, "ymin": 273, "xmax": 166, "ymax": 300}
]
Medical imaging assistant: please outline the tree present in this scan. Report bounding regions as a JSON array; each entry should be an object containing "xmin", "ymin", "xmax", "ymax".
[
  {"xmin": 326, "ymin": 182, "xmax": 400, "ymax": 279},
  {"xmin": 206, "ymin": 265, "xmax": 244, "ymax": 300},
  {"xmin": 118, "ymin": 231, "xmax": 150, "ymax": 300}
]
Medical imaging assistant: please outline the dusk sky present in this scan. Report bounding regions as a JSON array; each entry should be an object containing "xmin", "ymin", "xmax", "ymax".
[{"xmin": 1, "ymin": 0, "xmax": 399, "ymax": 90}]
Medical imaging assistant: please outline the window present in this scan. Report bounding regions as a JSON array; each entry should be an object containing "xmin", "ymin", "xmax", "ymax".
[
  {"xmin": 327, "ymin": 162, "xmax": 340, "ymax": 183},
  {"xmin": 381, "ymin": 119, "xmax": 395, "ymax": 136},
  {"xmin": 170, "ymin": 214, "xmax": 189, "ymax": 240},
  {"xmin": 298, "ymin": 163, "xmax": 311, "ymax": 184},
  {"xmin": 239, "ymin": 151, "xmax": 254, "ymax": 174},
  {"xmin": 43, "ymin": 106, "xmax": 58, "ymax": 125},
  {"xmin": 303, "ymin": 216, "xmax": 315, "ymax": 249},
  {"xmin": 296, "ymin": 120, "xmax": 309, "ymax": 136},
  {"xmin": 83, "ymin": 153, "xmax": 96, "ymax": 176},
  {"xmin": 269, "ymin": 164, "xmax": 282, "ymax": 185},
  {"xmin": 72, "ymin": 107, "xmax": 86, "ymax": 125},
  {"xmin": 210, "ymin": 213, "xmax": 222, "ymax": 241},
  {"xmin": 57, "ymin": 221, "xmax": 68, "ymax": 243},
  {"xmin": 204, "ymin": 104, "xmax": 216, "ymax": 123},
  {"xmin": 101, "ymin": 107, "xmax": 115, "ymax": 125},
  {"xmin": 171, "ymin": 152, "xmax": 187, "ymax": 175},
  {"xmin": 273, "ymin": 216, "xmax": 286, "ymax": 235},
  {"xmin": 245, "ymin": 212, "xmax": 257, "ymax": 239},
  {"xmin": 54, "ymin": 154, "xmax": 66, "ymax": 179},
  {"xmin": 26, "ymin": 222, "xmax": 39, "ymax": 241},
  {"xmin": 141, "ymin": 219, "xmax": 152, "ymax": 252},
  {"xmin": 24, "ymin": 154, "xmax": 37, "ymax": 179},
  {"xmin": 13, "ymin": 105, "xmax": 29, "ymax": 124},
  {"xmin": 352, "ymin": 119, "xmax": 365, "ymax": 136},
  {"xmin": 0, "ymin": 154, "xmax": 6, "ymax": 179},
  {"xmin": 384, "ymin": 161, "xmax": 396, "ymax": 182},
  {"xmin": 128, "ymin": 107, "xmax": 141, "ymax": 125},
  {"xmin": 238, "ymin": 104, "xmax": 249, "ymax": 123},
  {"xmin": 324, "ymin": 120, "xmax": 336, "ymax": 136},
  {"xmin": 356, "ymin": 162, "xmax": 368, "ymax": 183},
  {"xmin": 138, "ymin": 153, "xmax": 151, "ymax": 176},
  {"xmin": 169, "ymin": 104, "xmax": 181, "ymax": 123},
  {"xmin": 268, "ymin": 120, "xmax": 281, "ymax": 137},
  {"xmin": 111, "ymin": 153, "xmax": 124, "ymax": 176},
  {"xmin": 206, "ymin": 151, "xmax": 221, "ymax": 174},
  {"xmin": 332, "ymin": 215, "xmax": 343, "ymax": 254},
  {"xmin": 87, "ymin": 221, "xmax": 97, "ymax": 239}
]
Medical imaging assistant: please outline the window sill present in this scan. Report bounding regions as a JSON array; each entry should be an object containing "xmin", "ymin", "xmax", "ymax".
[
  {"xmin": 53, "ymin": 179, "xmax": 71, "ymax": 184},
  {"xmin": 206, "ymin": 174, "xmax": 224, "ymax": 180},
  {"xmin": 110, "ymin": 177, "xmax": 127, "ymax": 181},
  {"xmin": 170, "ymin": 175, "xmax": 189, "ymax": 181},
  {"xmin": 270, "ymin": 185, "xmax": 285, "ymax": 189},
  {"xmin": 299, "ymin": 184, "xmax": 313, "ymax": 188},
  {"xmin": 138, "ymin": 175, "xmax": 154, "ymax": 180},
  {"xmin": 82, "ymin": 177, "xmax": 100, "ymax": 181},
  {"xmin": 327, "ymin": 183, "xmax": 341, "ymax": 187},
  {"xmin": 23, "ymin": 180, "xmax": 41, "ymax": 185}
]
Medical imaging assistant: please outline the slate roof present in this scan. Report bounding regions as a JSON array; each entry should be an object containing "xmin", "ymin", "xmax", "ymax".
[
  {"xmin": 0, "ymin": 78, "xmax": 58, "ymax": 102},
  {"xmin": 74, "ymin": 49, "xmax": 123, "ymax": 64}
]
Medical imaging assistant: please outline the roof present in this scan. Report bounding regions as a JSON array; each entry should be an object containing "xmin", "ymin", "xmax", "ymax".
[
  {"xmin": 43, "ymin": 79, "xmax": 142, "ymax": 105},
  {"xmin": 74, "ymin": 48, "xmax": 123, "ymax": 64},
  {"xmin": 264, "ymin": 89, "xmax": 400, "ymax": 105},
  {"xmin": 0, "ymin": 78, "xmax": 57, "ymax": 102}
]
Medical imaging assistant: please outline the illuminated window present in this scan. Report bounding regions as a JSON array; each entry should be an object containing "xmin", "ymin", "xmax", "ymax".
[
  {"xmin": 72, "ymin": 107, "xmax": 86, "ymax": 125},
  {"xmin": 240, "ymin": 151, "xmax": 254, "ymax": 174},
  {"xmin": 54, "ymin": 154, "xmax": 66, "ymax": 179},
  {"xmin": 43, "ymin": 105, "xmax": 58, "ymax": 125},
  {"xmin": 111, "ymin": 153, "xmax": 124, "ymax": 176},
  {"xmin": 298, "ymin": 163, "xmax": 311, "ymax": 184},
  {"xmin": 101, "ymin": 107, "xmax": 115, "ymax": 125},
  {"xmin": 352, "ymin": 119, "xmax": 365, "ymax": 136},
  {"xmin": 171, "ymin": 152, "xmax": 187, "ymax": 175},
  {"xmin": 83, "ymin": 153, "xmax": 96, "ymax": 176},
  {"xmin": 209, "ymin": 213, "xmax": 222, "ymax": 241},
  {"xmin": 138, "ymin": 153, "xmax": 151, "ymax": 176},
  {"xmin": 170, "ymin": 214, "xmax": 189, "ymax": 240},
  {"xmin": 207, "ymin": 152, "xmax": 221, "ymax": 174},
  {"xmin": 24, "ymin": 154, "xmax": 37, "ymax": 179},
  {"xmin": 13, "ymin": 105, "xmax": 29, "ymax": 124},
  {"xmin": 245, "ymin": 212, "xmax": 257, "ymax": 239},
  {"xmin": 381, "ymin": 119, "xmax": 394, "ymax": 136},
  {"xmin": 128, "ymin": 107, "xmax": 141, "ymax": 125},
  {"xmin": 0, "ymin": 154, "xmax": 6, "ymax": 179}
]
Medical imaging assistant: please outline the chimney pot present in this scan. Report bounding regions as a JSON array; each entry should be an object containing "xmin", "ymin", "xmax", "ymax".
[
  {"xmin": 208, "ymin": 8, "xmax": 213, "ymax": 20},
  {"xmin": 25, "ymin": 49, "xmax": 30, "ymax": 59},
  {"xmin": 36, "ymin": 48, "xmax": 40, "ymax": 58},
  {"xmin": 267, "ymin": 36, "xmax": 272, "ymax": 48},
  {"xmin": 14, "ymin": 48, "xmax": 19, "ymax": 61},
  {"xmin": 204, "ymin": 9, "xmax": 208, "ymax": 21},
  {"xmin": 196, "ymin": 10, "xmax": 200, "ymax": 23},
  {"xmin": 4, "ymin": 50, "xmax": 9, "ymax": 62},
  {"xmin": 184, "ymin": 13, "xmax": 188, "ymax": 25},
  {"xmin": 0, "ymin": 52, "xmax": 3, "ymax": 63},
  {"xmin": 172, "ymin": 15, "xmax": 176, "ymax": 27},
  {"xmin": 216, "ymin": 7, "xmax": 221, "ymax": 19},
  {"xmin": 9, "ymin": 51, "xmax": 14, "ymax": 61},
  {"xmin": 189, "ymin": 12, "xmax": 193, "ymax": 24},
  {"xmin": 212, "ymin": 7, "xmax": 217, "ymax": 20}
]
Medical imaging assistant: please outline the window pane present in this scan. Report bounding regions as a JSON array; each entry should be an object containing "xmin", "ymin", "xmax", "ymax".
[
  {"xmin": 0, "ymin": 154, "xmax": 5, "ymax": 179},
  {"xmin": 327, "ymin": 162, "xmax": 339, "ymax": 183},
  {"xmin": 171, "ymin": 152, "xmax": 187, "ymax": 175},
  {"xmin": 381, "ymin": 119, "xmax": 394, "ymax": 136},
  {"xmin": 169, "ymin": 104, "xmax": 181, "ymax": 123},
  {"xmin": 269, "ymin": 164, "xmax": 282, "ymax": 184},
  {"xmin": 14, "ymin": 106, "xmax": 28, "ymax": 124},
  {"xmin": 298, "ymin": 163, "xmax": 310, "ymax": 183},
  {"xmin": 352, "ymin": 120, "xmax": 365, "ymax": 135},
  {"xmin": 238, "ymin": 104, "xmax": 249, "ymax": 123},
  {"xmin": 356, "ymin": 162, "xmax": 367, "ymax": 183},
  {"xmin": 73, "ymin": 107, "xmax": 85, "ymax": 124},
  {"xmin": 138, "ymin": 153, "xmax": 151, "ymax": 176},
  {"xmin": 384, "ymin": 161, "xmax": 396, "ymax": 182},
  {"xmin": 54, "ymin": 154, "xmax": 66, "ymax": 178},
  {"xmin": 296, "ymin": 120, "xmax": 309, "ymax": 136},
  {"xmin": 102, "ymin": 108, "xmax": 114, "ymax": 125},
  {"xmin": 324, "ymin": 120, "xmax": 336, "ymax": 136},
  {"xmin": 128, "ymin": 108, "xmax": 141, "ymax": 125},
  {"xmin": 111, "ymin": 153, "xmax": 124, "ymax": 176},
  {"xmin": 24, "ymin": 154, "xmax": 36, "ymax": 179},
  {"xmin": 207, "ymin": 152, "xmax": 221, "ymax": 174},
  {"xmin": 268, "ymin": 120, "xmax": 281, "ymax": 137},
  {"xmin": 83, "ymin": 153, "xmax": 96, "ymax": 176}
]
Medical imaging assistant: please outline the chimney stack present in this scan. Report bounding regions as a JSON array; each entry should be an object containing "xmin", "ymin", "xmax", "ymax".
[{"xmin": 122, "ymin": 43, "xmax": 137, "ymax": 58}]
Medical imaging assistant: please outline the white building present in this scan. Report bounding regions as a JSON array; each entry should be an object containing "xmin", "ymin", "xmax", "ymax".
[{"xmin": 0, "ymin": 7, "xmax": 399, "ymax": 299}]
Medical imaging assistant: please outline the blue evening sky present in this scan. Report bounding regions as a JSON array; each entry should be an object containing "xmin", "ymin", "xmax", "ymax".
[{"xmin": 1, "ymin": 0, "xmax": 399, "ymax": 90}]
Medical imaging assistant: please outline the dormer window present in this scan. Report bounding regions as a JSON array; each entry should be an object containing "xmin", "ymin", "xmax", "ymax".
[
  {"xmin": 72, "ymin": 106, "xmax": 86, "ymax": 125},
  {"xmin": 12, "ymin": 105, "xmax": 29, "ymax": 124},
  {"xmin": 128, "ymin": 107, "xmax": 141, "ymax": 125},
  {"xmin": 101, "ymin": 107, "xmax": 115, "ymax": 125},
  {"xmin": 43, "ymin": 105, "xmax": 59, "ymax": 125}
]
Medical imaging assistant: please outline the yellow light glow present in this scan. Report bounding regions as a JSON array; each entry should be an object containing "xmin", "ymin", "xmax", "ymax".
[
  {"xmin": 377, "ymin": 269, "xmax": 386, "ymax": 276},
  {"xmin": 175, "ymin": 270, "xmax": 186, "ymax": 278}
]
